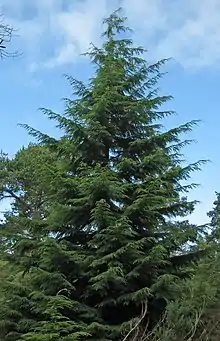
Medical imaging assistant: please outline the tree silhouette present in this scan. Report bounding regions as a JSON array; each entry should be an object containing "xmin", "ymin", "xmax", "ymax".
[{"xmin": 0, "ymin": 15, "xmax": 20, "ymax": 58}]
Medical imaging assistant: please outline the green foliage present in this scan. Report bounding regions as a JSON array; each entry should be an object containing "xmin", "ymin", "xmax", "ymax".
[
  {"xmin": 143, "ymin": 248, "xmax": 220, "ymax": 341},
  {"xmin": 0, "ymin": 8, "xmax": 209, "ymax": 341},
  {"xmin": 0, "ymin": 143, "xmax": 59, "ymax": 217},
  {"xmin": 208, "ymin": 192, "xmax": 220, "ymax": 242},
  {"xmin": 0, "ymin": 143, "xmax": 63, "ymax": 254}
]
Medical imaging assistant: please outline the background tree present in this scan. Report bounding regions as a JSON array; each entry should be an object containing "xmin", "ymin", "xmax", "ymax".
[
  {"xmin": 144, "ymin": 250, "xmax": 220, "ymax": 341},
  {"xmin": 0, "ymin": 14, "xmax": 19, "ymax": 58},
  {"xmin": 207, "ymin": 192, "xmax": 220, "ymax": 243},
  {"xmin": 0, "ymin": 143, "xmax": 60, "ymax": 253}
]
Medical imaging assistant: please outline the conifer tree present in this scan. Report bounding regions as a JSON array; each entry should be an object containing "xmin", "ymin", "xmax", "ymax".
[
  {"xmin": 208, "ymin": 192, "xmax": 220, "ymax": 242},
  {"xmin": 0, "ymin": 145, "xmax": 94, "ymax": 340},
  {"xmin": 0, "ymin": 9, "xmax": 206, "ymax": 341}
]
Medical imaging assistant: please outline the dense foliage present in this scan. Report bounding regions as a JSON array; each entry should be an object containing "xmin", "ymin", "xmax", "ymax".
[{"xmin": 0, "ymin": 9, "xmax": 219, "ymax": 341}]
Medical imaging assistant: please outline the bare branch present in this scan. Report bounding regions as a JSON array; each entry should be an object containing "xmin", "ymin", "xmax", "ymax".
[
  {"xmin": 0, "ymin": 14, "xmax": 21, "ymax": 59},
  {"xmin": 1, "ymin": 188, "xmax": 31, "ymax": 212},
  {"xmin": 122, "ymin": 302, "xmax": 148, "ymax": 341}
]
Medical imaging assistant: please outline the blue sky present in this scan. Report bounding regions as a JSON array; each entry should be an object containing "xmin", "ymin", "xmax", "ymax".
[{"xmin": 0, "ymin": 0, "xmax": 219, "ymax": 224}]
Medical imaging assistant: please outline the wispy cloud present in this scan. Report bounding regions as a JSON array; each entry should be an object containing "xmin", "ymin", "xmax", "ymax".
[{"xmin": 1, "ymin": 0, "xmax": 220, "ymax": 71}]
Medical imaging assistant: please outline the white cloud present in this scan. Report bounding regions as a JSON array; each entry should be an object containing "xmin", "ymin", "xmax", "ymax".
[{"xmin": 1, "ymin": 0, "xmax": 220, "ymax": 70}]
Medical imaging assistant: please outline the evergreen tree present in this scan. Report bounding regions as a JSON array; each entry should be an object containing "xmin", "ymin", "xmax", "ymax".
[
  {"xmin": 208, "ymin": 192, "xmax": 220, "ymax": 243},
  {"xmin": 0, "ymin": 145, "xmax": 95, "ymax": 340},
  {"xmin": 146, "ymin": 251, "xmax": 220, "ymax": 341},
  {"xmin": 0, "ymin": 9, "xmax": 206, "ymax": 341}
]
